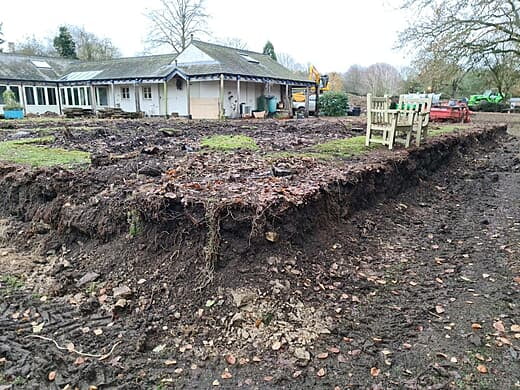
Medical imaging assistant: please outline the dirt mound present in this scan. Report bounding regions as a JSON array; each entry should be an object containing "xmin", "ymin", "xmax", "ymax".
[{"xmin": 0, "ymin": 117, "xmax": 517, "ymax": 389}]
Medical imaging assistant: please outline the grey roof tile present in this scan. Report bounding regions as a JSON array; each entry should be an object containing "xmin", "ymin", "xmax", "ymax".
[
  {"xmin": 0, "ymin": 54, "xmax": 76, "ymax": 82},
  {"xmin": 0, "ymin": 40, "xmax": 311, "ymax": 84},
  {"xmin": 181, "ymin": 40, "xmax": 310, "ymax": 83}
]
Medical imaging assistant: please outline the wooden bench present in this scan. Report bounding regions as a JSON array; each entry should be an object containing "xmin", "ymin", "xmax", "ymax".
[
  {"xmin": 398, "ymin": 95, "xmax": 433, "ymax": 146},
  {"xmin": 366, "ymin": 94, "xmax": 417, "ymax": 150}
]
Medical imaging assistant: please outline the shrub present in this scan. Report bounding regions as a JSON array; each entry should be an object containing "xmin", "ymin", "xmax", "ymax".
[
  {"xmin": 318, "ymin": 91, "xmax": 349, "ymax": 116},
  {"xmin": 2, "ymin": 90, "xmax": 23, "ymax": 111}
]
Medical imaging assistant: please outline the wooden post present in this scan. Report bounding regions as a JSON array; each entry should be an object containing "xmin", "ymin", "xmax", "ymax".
[
  {"xmin": 56, "ymin": 86, "xmax": 63, "ymax": 115},
  {"xmin": 111, "ymin": 82, "xmax": 116, "ymax": 107},
  {"xmin": 285, "ymin": 84, "xmax": 289, "ymax": 111},
  {"xmin": 20, "ymin": 83, "xmax": 27, "ymax": 115},
  {"xmin": 163, "ymin": 81, "xmax": 168, "ymax": 117},
  {"xmin": 366, "ymin": 93, "xmax": 372, "ymax": 146},
  {"xmin": 219, "ymin": 74, "xmax": 225, "ymax": 120},
  {"xmin": 305, "ymin": 86, "xmax": 310, "ymax": 118},
  {"xmin": 237, "ymin": 76, "xmax": 241, "ymax": 118},
  {"xmin": 134, "ymin": 81, "xmax": 141, "ymax": 114},
  {"xmin": 315, "ymin": 83, "xmax": 320, "ymax": 118},
  {"xmin": 90, "ymin": 84, "xmax": 97, "ymax": 114},
  {"xmin": 186, "ymin": 78, "xmax": 191, "ymax": 119}
]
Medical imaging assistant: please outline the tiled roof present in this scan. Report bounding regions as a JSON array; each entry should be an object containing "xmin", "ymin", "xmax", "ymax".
[
  {"xmin": 60, "ymin": 54, "xmax": 177, "ymax": 81},
  {"xmin": 180, "ymin": 40, "xmax": 310, "ymax": 83},
  {"xmin": 0, "ymin": 54, "xmax": 75, "ymax": 82},
  {"xmin": 0, "ymin": 41, "xmax": 311, "ymax": 85}
]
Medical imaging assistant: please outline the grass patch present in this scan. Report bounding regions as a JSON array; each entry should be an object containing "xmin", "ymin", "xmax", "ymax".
[
  {"xmin": 429, "ymin": 124, "xmax": 469, "ymax": 136},
  {"xmin": 10, "ymin": 136, "xmax": 54, "ymax": 145},
  {"xmin": 0, "ymin": 137, "xmax": 90, "ymax": 167},
  {"xmin": 201, "ymin": 134, "xmax": 259, "ymax": 151},
  {"xmin": 266, "ymin": 136, "xmax": 379, "ymax": 161},
  {"xmin": 312, "ymin": 135, "xmax": 378, "ymax": 157},
  {"xmin": 1, "ymin": 275, "xmax": 24, "ymax": 296}
]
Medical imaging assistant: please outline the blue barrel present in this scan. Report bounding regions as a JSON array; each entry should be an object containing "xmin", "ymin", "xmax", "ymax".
[{"xmin": 266, "ymin": 96, "xmax": 277, "ymax": 113}]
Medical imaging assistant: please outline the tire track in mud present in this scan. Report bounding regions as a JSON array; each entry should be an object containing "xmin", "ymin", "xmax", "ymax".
[{"xmin": 0, "ymin": 289, "xmax": 125, "ymax": 389}]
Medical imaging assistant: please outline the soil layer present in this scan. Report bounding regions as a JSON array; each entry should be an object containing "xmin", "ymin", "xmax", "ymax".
[{"xmin": 0, "ymin": 115, "xmax": 519, "ymax": 389}]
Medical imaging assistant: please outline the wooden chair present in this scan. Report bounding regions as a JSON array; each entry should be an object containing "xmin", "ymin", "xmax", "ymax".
[
  {"xmin": 366, "ymin": 94, "xmax": 417, "ymax": 150},
  {"xmin": 398, "ymin": 95, "xmax": 432, "ymax": 146}
]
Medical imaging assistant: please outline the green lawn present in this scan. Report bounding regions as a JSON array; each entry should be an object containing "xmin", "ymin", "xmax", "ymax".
[
  {"xmin": 0, "ymin": 137, "xmax": 90, "ymax": 167},
  {"xmin": 312, "ymin": 135, "xmax": 379, "ymax": 157},
  {"xmin": 201, "ymin": 134, "xmax": 259, "ymax": 151},
  {"xmin": 429, "ymin": 124, "xmax": 470, "ymax": 136}
]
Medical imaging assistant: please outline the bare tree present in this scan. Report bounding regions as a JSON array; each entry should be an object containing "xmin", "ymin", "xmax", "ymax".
[
  {"xmin": 327, "ymin": 72, "xmax": 346, "ymax": 92},
  {"xmin": 363, "ymin": 63, "xmax": 404, "ymax": 95},
  {"xmin": 411, "ymin": 49, "xmax": 474, "ymax": 97},
  {"xmin": 146, "ymin": 0, "xmax": 208, "ymax": 54},
  {"xmin": 344, "ymin": 65, "xmax": 366, "ymax": 95},
  {"xmin": 399, "ymin": 0, "xmax": 520, "ymax": 61},
  {"xmin": 277, "ymin": 52, "xmax": 306, "ymax": 73},
  {"xmin": 482, "ymin": 51, "xmax": 520, "ymax": 97},
  {"xmin": 69, "ymin": 26, "xmax": 121, "ymax": 61},
  {"xmin": 14, "ymin": 35, "xmax": 56, "ymax": 56},
  {"xmin": 0, "ymin": 22, "xmax": 4, "ymax": 49},
  {"xmin": 215, "ymin": 37, "xmax": 249, "ymax": 50}
]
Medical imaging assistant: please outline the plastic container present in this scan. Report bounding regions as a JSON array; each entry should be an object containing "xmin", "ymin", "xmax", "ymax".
[
  {"xmin": 266, "ymin": 96, "xmax": 277, "ymax": 113},
  {"xmin": 349, "ymin": 107, "xmax": 361, "ymax": 116},
  {"xmin": 3, "ymin": 109, "xmax": 24, "ymax": 119},
  {"xmin": 257, "ymin": 96, "xmax": 267, "ymax": 112}
]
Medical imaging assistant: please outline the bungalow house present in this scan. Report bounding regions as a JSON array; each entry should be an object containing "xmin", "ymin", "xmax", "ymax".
[{"xmin": 0, "ymin": 40, "xmax": 314, "ymax": 119}]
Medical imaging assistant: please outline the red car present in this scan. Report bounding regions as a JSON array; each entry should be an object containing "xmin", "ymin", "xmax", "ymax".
[{"xmin": 430, "ymin": 102, "xmax": 471, "ymax": 123}]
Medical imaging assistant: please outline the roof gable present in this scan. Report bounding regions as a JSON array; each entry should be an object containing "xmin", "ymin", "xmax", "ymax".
[{"xmin": 175, "ymin": 45, "xmax": 218, "ymax": 66}]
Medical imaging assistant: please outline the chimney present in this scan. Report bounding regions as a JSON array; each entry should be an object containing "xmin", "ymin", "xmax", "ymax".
[{"xmin": 8, "ymin": 42, "xmax": 15, "ymax": 53}]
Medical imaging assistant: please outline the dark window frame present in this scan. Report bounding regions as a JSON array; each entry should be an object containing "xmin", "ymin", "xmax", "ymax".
[
  {"xmin": 121, "ymin": 87, "xmax": 130, "ymax": 99},
  {"xmin": 143, "ymin": 86, "xmax": 152, "ymax": 100},
  {"xmin": 25, "ymin": 87, "xmax": 35, "ymax": 105},
  {"xmin": 0, "ymin": 85, "xmax": 6, "ymax": 105},
  {"xmin": 47, "ymin": 88, "xmax": 57, "ymax": 106},
  {"xmin": 36, "ymin": 87, "xmax": 46, "ymax": 105},
  {"xmin": 66, "ymin": 88, "xmax": 73, "ymax": 106}
]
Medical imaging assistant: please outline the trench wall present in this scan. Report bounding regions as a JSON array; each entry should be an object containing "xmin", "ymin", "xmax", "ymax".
[{"xmin": 0, "ymin": 125, "xmax": 507, "ymax": 259}]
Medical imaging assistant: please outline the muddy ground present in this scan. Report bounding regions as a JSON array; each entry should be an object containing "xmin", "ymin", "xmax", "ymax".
[{"xmin": 0, "ymin": 114, "xmax": 519, "ymax": 389}]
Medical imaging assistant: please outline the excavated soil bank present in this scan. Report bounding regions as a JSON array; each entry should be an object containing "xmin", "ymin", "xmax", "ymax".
[
  {"xmin": 0, "ymin": 123, "xmax": 505, "ymax": 297},
  {"xmin": 1, "ymin": 117, "xmax": 518, "ymax": 389}
]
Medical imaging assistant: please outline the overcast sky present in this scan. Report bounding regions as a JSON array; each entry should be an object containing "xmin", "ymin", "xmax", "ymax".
[{"xmin": 1, "ymin": 0, "xmax": 410, "ymax": 72}]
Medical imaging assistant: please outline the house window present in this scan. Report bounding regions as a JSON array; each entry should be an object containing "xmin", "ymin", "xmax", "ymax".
[
  {"xmin": 9, "ymin": 86, "xmax": 20, "ymax": 102},
  {"xmin": 36, "ymin": 87, "xmax": 46, "ymax": 105},
  {"xmin": 86, "ymin": 88, "xmax": 91, "ymax": 106},
  {"xmin": 25, "ymin": 87, "xmax": 35, "ymax": 105},
  {"xmin": 80, "ymin": 88, "xmax": 86, "ymax": 105},
  {"xmin": 60, "ymin": 89, "xmax": 66, "ymax": 105},
  {"xmin": 143, "ymin": 86, "xmax": 152, "ymax": 100},
  {"xmin": 121, "ymin": 87, "xmax": 130, "ymax": 99},
  {"xmin": 73, "ymin": 88, "xmax": 80, "ymax": 105},
  {"xmin": 0, "ymin": 86, "xmax": 6, "ymax": 104},
  {"xmin": 47, "ymin": 88, "xmax": 57, "ymax": 106},
  {"xmin": 67, "ymin": 89, "xmax": 73, "ymax": 105}
]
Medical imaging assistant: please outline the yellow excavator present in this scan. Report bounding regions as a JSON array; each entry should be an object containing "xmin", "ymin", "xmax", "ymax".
[{"xmin": 293, "ymin": 65, "xmax": 329, "ymax": 103}]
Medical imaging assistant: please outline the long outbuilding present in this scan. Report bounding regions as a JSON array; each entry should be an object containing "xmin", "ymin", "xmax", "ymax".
[{"xmin": 0, "ymin": 40, "xmax": 314, "ymax": 119}]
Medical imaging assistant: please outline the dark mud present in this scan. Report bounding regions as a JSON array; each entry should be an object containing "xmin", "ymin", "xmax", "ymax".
[{"xmin": 0, "ymin": 116, "xmax": 518, "ymax": 389}]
